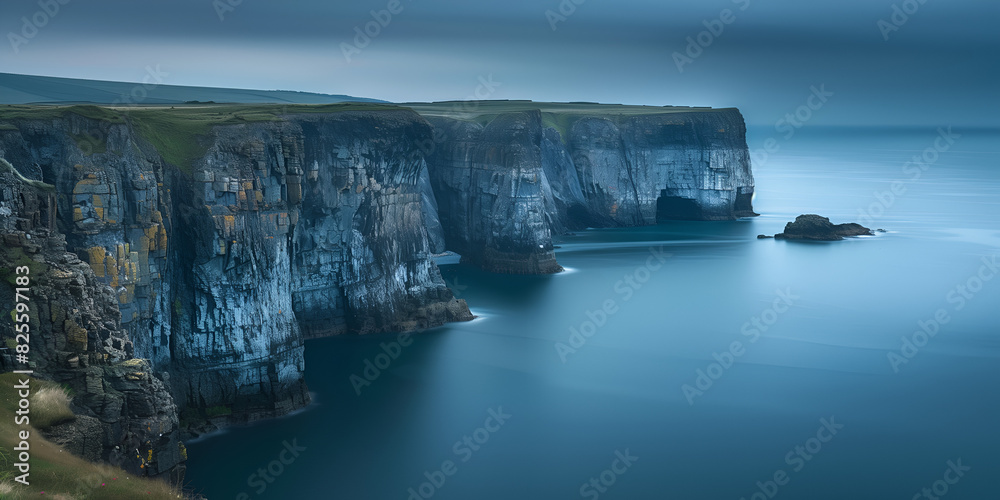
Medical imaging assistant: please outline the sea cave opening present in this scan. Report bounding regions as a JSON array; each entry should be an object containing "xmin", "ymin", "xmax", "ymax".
[
  {"xmin": 656, "ymin": 191, "xmax": 703, "ymax": 221},
  {"xmin": 734, "ymin": 191, "xmax": 754, "ymax": 214}
]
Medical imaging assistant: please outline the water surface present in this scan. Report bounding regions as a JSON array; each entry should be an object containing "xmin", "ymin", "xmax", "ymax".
[{"xmin": 187, "ymin": 128, "xmax": 1000, "ymax": 499}]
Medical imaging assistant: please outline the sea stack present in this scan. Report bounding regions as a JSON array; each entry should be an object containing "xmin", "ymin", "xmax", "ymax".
[{"xmin": 773, "ymin": 214, "xmax": 874, "ymax": 241}]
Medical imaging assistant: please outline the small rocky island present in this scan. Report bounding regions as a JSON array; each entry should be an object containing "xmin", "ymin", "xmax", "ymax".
[{"xmin": 760, "ymin": 214, "xmax": 874, "ymax": 241}]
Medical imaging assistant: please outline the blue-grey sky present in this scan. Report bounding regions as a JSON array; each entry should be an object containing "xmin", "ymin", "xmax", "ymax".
[{"xmin": 1, "ymin": 0, "xmax": 996, "ymax": 126}]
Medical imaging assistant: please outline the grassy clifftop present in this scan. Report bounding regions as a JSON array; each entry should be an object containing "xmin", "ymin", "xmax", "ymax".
[
  {"xmin": 0, "ymin": 101, "xmax": 738, "ymax": 171},
  {"xmin": 405, "ymin": 100, "xmax": 735, "ymax": 142},
  {"xmin": 0, "ymin": 373, "xmax": 187, "ymax": 499},
  {"xmin": 0, "ymin": 103, "xmax": 408, "ymax": 173}
]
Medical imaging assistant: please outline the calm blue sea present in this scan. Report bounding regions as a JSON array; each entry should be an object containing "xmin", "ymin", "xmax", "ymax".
[{"xmin": 187, "ymin": 127, "xmax": 1000, "ymax": 499}]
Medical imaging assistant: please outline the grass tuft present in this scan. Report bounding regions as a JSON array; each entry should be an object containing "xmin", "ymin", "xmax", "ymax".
[
  {"xmin": 0, "ymin": 156, "xmax": 55, "ymax": 192},
  {"xmin": 30, "ymin": 386, "xmax": 76, "ymax": 430},
  {"xmin": 0, "ymin": 373, "xmax": 190, "ymax": 499}
]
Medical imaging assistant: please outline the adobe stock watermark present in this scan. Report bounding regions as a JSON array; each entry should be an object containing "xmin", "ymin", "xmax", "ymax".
[
  {"xmin": 213, "ymin": 0, "xmax": 244, "ymax": 21},
  {"xmin": 452, "ymin": 75, "xmax": 503, "ymax": 110},
  {"xmin": 554, "ymin": 246, "xmax": 672, "ymax": 363},
  {"xmin": 73, "ymin": 65, "xmax": 169, "ymax": 156},
  {"xmin": 443, "ymin": 276, "xmax": 468, "ymax": 298},
  {"xmin": 341, "ymin": 0, "xmax": 413, "ymax": 63},
  {"xmin": 7, "ymin": 0, "xmax": 71, "ymax": 54},
  {"xmin": 349, "ymin": 329, "xmax": 417, "ymax": 395},
  {"xmin": 888, "ymin": 252, "xmax": 998, "ymax": 373},
  {"xmin": 878, "ymin": 0, "xmax": 929, "ymax": 41},
  {"xmin": 235, "ymin": 438, "xmax": 308, "ymax": 499},
  {"xmin": 113, "ymin": 65, "xmax": 169, "ymax": 107},
  {"xmin": 911, "ymin": 459, "xmax": 971, "ymax": 500},
  {"xmin": 750, "ymin": 85, "xmax": 833, "ymax": 169},
  {"xmin": 855, "ymin": 127, "xmax": 960, "ymax": 227},
  {"xmin": 406, "ymin": 406, "xmax": 512, "ymax": 499},
  {"xmin": 545, "ymin": 0, "xmax": 588, "ymax": 32},
  {"xmin": 406, "ymin": 73, "xmax": 504, "ymax": 164},
  {"xmin": 681, "ymin": 288, "xmax": 799, "ymax": 405},
  {"xmin": 578, "ymin": 449, "xmax": 638, "ymax": 499},
  {"xmin": 738, "ymin": 417, "xmax": 844, "ymax": 500},
  {"xmin": 671, "ymin": 0, "xmax": 750, "ymax": 73}
]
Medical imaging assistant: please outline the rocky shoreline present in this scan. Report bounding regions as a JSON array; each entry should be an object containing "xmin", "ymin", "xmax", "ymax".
[{"xmin": 0, "ymin": 102, "xmax": 756, "ymax": 484}]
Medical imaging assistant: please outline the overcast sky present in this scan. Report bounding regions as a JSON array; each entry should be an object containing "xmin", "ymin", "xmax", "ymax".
[{"xmin": 1, "ymin": 0, "xmax": 996, "ymax": 126}]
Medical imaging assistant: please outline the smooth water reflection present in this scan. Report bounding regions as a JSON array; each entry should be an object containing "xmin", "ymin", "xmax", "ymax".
[{"xmin": 187, "ymin": 129, "xmax": 1000, "ymax": 499}]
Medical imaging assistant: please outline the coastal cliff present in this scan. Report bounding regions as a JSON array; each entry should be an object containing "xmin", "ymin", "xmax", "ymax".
[
  {"xmin": 0, "ymin": 104, "xmax": 473, "ymax": 482},
  {"xmin": 0, "ymin": 158, "xmax": 185, "ymax": 482},
  {"xmin": 422, "ymin": 111, "xmax": 561, "ymax": 274},
  {"xmin": 0, "ymin": 101, "xmax": 754, "ymax": 484},
  {"xmin": 413, "ymin": 102, "xmax": 756, "ymax": 273}
]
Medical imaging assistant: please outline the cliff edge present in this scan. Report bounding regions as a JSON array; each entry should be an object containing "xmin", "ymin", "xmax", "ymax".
[{"xmin": 411, "ymin": 101, "xmax": 757, "ymax": 273}]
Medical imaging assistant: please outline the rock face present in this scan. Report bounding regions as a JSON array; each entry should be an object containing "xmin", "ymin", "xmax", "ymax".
[
  {"xmin": 0, "ymin": 102, "xmax": 755, "ymax": 482},
  {"xmin": 773, "ymin": 214, "xmax": 873, "ymax": 241},
  {"xmin": 0, "ymin": 106, "xmax": 473, "ymax": 481},
  {"xmin": 417, "ymin": 104, "xmax": 756, "ymax": 273},
  {"xmin": 423, "ymin": 112, "xmax": 561, "ymax": 274},
  {"xmin": 288, "ymin": 115, "xmax": 473, "ymax": 336},
  {"xmin": 561, "ymin": 109, "xmax": 756, "ymax": 226},
  {"xmin": 0, "ymin": 159, "xmax": 185, "ymax": 482}
]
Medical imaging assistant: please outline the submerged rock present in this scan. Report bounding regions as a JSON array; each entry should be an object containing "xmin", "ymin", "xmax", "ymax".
[{"xmin": 773, "ymin": 214, "xmax": 873, "ymax": 241}]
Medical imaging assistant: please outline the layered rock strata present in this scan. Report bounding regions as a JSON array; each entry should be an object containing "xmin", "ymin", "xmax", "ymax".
[
  {"xmin": 416, "ymin": 103, "xmax": 756, "ymax": 273},
  {"xmin": 0, "ymin": 106, "xmax": 474, "ymax": 480}
]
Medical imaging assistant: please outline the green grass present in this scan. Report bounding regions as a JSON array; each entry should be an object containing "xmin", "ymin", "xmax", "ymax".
[
  {"xmin": 405, "ymin": 100, "xmax": 728, "ymax": 144},
  {"xmin": 0, "ymin": 100, "xmax": 715, "ymax": 171},
  {"xmin": 0, "ymin": 247, "xmax": 50, "ymax": 287},
  {"xmin": 1, "ymin": 102, "xmax": 407, "ymax": 174},
  {"xmin": 29, "ymin": 386, "xmax": 76, "ymax": 431},
  {"xmin": 0, "ymin": 373, "xmax": 189, "ymax": 499},
  {"xmin": 204, "ymin": 405, "xmax": 232, "ymax": 418},
  {"xmin": 405, "ymin": 100, "xmax": 725, "ymax": 117},
  {"xmin": 127, "ymin": 110, "xmax": 217, "ymax": 175},
  {"xmin": 541, "ymin": 112, "xmax": 581, "ymax": 144},
  {"xmin": 0, "ymin": 104, "xmax": 125, "ymax": 124},
  {"xmin": 0, "ymin": 156, "xmax": 55, "ymax": 192},
  {"xmin": 124, "ymin": 103, "xmax": 407, "ymax": 173}
]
